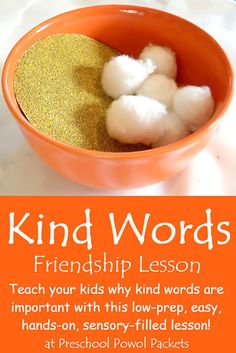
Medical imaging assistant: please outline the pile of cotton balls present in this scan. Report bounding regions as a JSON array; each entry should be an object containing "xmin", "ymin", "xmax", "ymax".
[{"xmin": 101, "ymin": 44, "xmax": 215, "ymax": 147}]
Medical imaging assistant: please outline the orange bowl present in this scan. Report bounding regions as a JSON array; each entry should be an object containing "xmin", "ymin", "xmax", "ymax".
[{"xmin": 2, "ymin": 5, "xmax": 234, "ymax": 189}]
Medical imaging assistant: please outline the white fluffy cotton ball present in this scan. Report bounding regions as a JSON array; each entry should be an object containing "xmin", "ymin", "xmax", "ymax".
[
  {"xmin": 139, "ymin": 44, "xmax": 177, "ymax": 79},
  {"xmin": 152, "ymin": 112, "xmax": 189, "ymax": 147},
  {"xmin": 137, "ymin": 74, "xmax": 177, "ymax": 108},
  {"xmin": 106, "ymin": 95, "xmax": 167, "ymax": 145},
  {"xmin": 101, "ymin": 55, "xmax": 155, "ymax": 99},
  {"xmin": 173, "ymin": 86, "xmax": 215, "ymax": 132}
]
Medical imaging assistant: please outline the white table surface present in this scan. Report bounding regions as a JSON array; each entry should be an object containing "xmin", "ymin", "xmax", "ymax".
[{"xmin": 0, "ymin": 0, "xmax": 236, "ymax": 195}]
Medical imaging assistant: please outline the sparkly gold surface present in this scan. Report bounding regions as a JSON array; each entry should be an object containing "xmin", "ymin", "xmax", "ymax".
[{"xmin": 14, "ymin": 33, "xmax": 147, "ymax": 152}]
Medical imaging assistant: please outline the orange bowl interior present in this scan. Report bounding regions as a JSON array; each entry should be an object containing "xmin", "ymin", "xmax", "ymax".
[{"xmin": 4, "ymin": 6, "xmax": 233, "ymax": 124}]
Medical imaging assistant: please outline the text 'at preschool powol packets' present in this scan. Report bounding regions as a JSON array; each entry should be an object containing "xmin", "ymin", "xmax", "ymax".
[
  {"xmin": 1, "ymin": 1, "xmax": 236, "ymax": 353},
  {"xmin": 0, "ymin": 197, "xmax": 235, "ymax": 353}
]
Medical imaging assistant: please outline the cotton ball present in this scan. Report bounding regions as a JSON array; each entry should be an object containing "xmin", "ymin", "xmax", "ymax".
[
  {"xmin": 137, "ymin": 74, "xmax": 177, "ymax": 108},
  {"xmin": 139, "ymin": 44, "xmax": 177, "ymax": 79},
  {"xmin": 152, "ymin": 112, "xmax": 190, "ymax": 148},
  {"xmin": 101, "ymin": 55, "xmax": 155, "ymax": 99},
  {"xmin": 173, "ymin": 86, "xmax": 215, "ymax": 132},
  {"xmin": 106, "ymin": 95, "xmax": 167, "ymax": 145}
]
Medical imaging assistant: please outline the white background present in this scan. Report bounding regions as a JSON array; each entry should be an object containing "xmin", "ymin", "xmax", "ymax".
[{"xmin": 0, "ymin": 0, "xmax": 235, "ymax": 195}]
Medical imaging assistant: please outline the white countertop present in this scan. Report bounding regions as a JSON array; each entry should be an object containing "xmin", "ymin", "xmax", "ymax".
[{"xmin": 0, "ymin": 0, "xmax": 236, "ymax": 195}]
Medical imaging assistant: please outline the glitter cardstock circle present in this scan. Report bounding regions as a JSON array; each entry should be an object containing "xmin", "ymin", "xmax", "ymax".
[{"xmin": 14, "ymin": 34, "xmax": 147, "ymax": 152}]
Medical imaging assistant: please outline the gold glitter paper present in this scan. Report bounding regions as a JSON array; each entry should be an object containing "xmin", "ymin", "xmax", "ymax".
[{"xmin": 14, "ymin": 33, "xmax": 147, "ymax": 152}]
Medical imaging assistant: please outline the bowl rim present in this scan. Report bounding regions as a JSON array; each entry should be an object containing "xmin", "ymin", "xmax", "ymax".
[{"xmin": 2, "ymin": 4, "xmax": 234, "ymax": 160}]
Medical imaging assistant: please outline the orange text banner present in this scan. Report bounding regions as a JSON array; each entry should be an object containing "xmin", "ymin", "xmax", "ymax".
[{"xmin": 0, "ymin": 197, "xmax": 235, "ymax": 352}]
